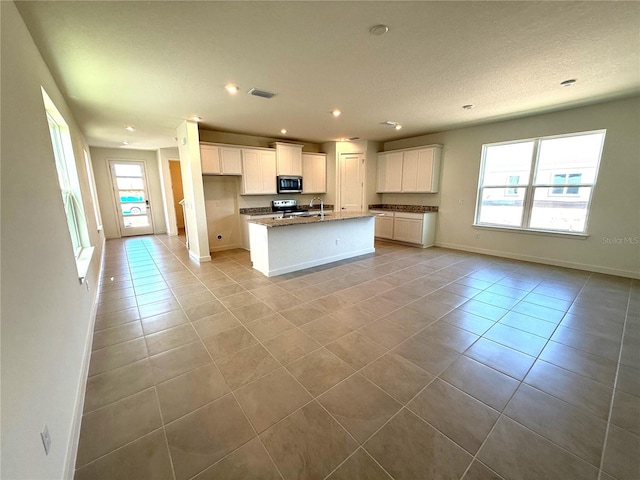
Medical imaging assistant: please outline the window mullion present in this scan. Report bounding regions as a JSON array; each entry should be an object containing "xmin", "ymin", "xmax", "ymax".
[{"xmin": 521, "ymin": 139, "xmax": 540, "ymax": 228}]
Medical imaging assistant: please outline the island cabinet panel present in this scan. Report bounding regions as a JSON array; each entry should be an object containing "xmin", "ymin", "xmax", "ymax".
[
  {"xmin": 302, "ymin": 153, "xmax": 327, "ymax": 193},
  {"xmin": 377, "ymin": 145, "xmax": 441, "ymax": 193},
  {"xmin": 241, "ymin": 148, "xmax": 276, "ymax": 195},
  {"xmin": 200, "ymin": 144, "xmax": 242, "ymax": 175},
  {"xmin": 273, "ymin": 142, "xmax": 303, "ymax": 176}
]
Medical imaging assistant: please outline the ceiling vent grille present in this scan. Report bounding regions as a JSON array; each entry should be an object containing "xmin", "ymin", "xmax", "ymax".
[{"xmin": 248, "ymin": 88, "xmax": 276, "ymax": 99}]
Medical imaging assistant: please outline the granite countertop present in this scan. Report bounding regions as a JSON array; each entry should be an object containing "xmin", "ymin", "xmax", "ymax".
[
  {"xmin": 240, "ymin": 204, "xmax": 335, "ymax": 215},
  {"xmin": 368, "ymin": 204, "xmax": 438, "ymax": 213},
  {"xmin": 248, "ymin": 211, "xmax": 375, "ymax": 228}
]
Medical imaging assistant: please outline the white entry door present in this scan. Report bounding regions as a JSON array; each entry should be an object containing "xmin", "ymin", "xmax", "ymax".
[
  {"xmin": 339, "ymin": 153, "xmax": 364, "ymax": 212},
  {"xmin": 109, "ymin": 161, "xmax": 154, "ymax": 236}
]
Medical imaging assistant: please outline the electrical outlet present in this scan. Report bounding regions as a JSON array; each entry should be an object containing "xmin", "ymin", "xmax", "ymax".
[
  {"xmin": 335, "ymin": 238, "xmax": 339, "ymax": 245},
  {"xmin": 41, "ymin": 425, "xmax": 51, "ymax": 455},
  {"xmin": 475, "ymin": 232, "xmax": 480, "ymax": 239},
  {"xmin": 458, "ymin": 199, "xmax": 464, "ymax": 205}
]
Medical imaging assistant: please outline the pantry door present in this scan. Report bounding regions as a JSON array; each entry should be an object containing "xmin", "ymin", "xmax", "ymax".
[
  {"xmin": 109, "ymin": 161, "xmax": 154, "ymax": 236},
  {"xmin": 339, "ymin": 153, "xmax": 364, "ymax": 212}
]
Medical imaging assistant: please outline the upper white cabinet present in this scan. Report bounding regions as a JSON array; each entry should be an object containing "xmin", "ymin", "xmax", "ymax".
[
  {"xmin": 200, "ymin": 144, "xmax": 242, "ymax": 175},
  {"xmin": 273, "ymin": 142, "xmax": 303, "ymax": 176},
  {"xmin": 302, "ymin": 153, "xmax": 326, "ymax": 193},
  {"xmin": 376, "ymin": 145, "xmax": 442, "ymax": 193},
  {"xmin": 241, "ymin": 148, "xmax": 277, "ymax": 195},
  {"xmin": 376, "ymin": 151, "xmax": 403, "ymax": 193}
]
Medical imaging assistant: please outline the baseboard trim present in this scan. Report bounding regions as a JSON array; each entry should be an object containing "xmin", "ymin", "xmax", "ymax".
[
  {"xmin": 189, "ymin": 249, "xmax": 212, "ymax": 263},
  {"xmin": 435, "ymin": 241, "xmax": 640, "ymax": 279},
  {"xmin": 209, "ymin": 243, "xmax": 243, "ymax": 253}
]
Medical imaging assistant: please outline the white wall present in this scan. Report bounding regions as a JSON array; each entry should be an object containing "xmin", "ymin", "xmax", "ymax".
[
  {"xmin": 1, "ymin": 2, "xmax": 104, "ymax": 478},
  {"xmin": 90, "ymin": 147, "xmax": 168, "ymax": 238},
  {"xmin": 384, "ymin": 96, "xmax": 640, "ymax": 278}
]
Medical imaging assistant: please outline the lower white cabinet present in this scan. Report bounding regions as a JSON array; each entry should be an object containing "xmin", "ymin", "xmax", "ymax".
[{"xmin": 370, "ymin": 210, "xmax": 436, "ymax": 248}]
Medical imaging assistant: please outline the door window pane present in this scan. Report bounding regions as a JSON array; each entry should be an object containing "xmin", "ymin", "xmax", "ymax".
[
  {"xmin": 113, "ymin": 163, "xmax": 143, "ymax": 177},
  {"xmin": 116, "ymin": 177, "xmax": 145, "ymax": 190}
]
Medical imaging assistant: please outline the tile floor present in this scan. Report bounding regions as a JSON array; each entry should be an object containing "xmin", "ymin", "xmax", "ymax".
[{"xmin": 75, "ymin": 234, "xmax": 640, "ymax": 480}]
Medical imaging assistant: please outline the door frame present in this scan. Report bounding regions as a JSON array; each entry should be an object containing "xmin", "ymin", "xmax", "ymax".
[{"xmin": 108, "ymin": 159, "xmax": 155, "ymax": 237}]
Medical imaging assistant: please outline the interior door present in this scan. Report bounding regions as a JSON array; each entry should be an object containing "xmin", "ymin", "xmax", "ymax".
[
  {"xmin": 339, "ymin": 153, "xmax": 364, "ymax": 211},
  {"xmin": 109, "ymin": 160, "xmax": 154, "ymax": 236}
]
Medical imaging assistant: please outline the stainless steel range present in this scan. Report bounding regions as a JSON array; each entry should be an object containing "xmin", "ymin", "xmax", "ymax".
[{"xmin": 271, "ymin": 199, "xmax": 308, "ymax": 217}]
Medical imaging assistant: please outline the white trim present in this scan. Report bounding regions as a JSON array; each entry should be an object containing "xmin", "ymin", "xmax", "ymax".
[
  {"xmin": 76, "ymin": 246, "xmax": 95, "ymax": 283},
  {"xmin": 435, "ymin": 241, "xmax": 640, "ymax": 279},
  {"xmin": 473, "ymin": 224, "xmax": 589, "ymax": 239},
  {"xmin": 63, "ymin": 238, "xmax": 104, "ymax": 478},
  {"xmin": 189, "ymin": 250, "xmax": 211, "ymax": 263}
]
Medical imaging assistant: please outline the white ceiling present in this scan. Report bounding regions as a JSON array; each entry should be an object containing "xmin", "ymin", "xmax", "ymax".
[{"xmin": 16, "ymin": 1, "xmax": 640, "ymax": 150}]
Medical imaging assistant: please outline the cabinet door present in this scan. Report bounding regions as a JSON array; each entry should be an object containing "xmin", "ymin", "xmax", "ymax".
[
  {"xmin": 241, "ymin": 149, "xmax": 262, "ymax": 194},
  {"xmin": 200, "ymin": 145, "xmax": 221, "ymax": 174},
  {"xmin": 260, "ymin": 150, "xmax": 277, "ymax": 194},
  {"xmin": 275, "ymin": 144, "xmax": 302, "ymax": 176},
  {"xmin": 393, "ymin": 213, "xmax": 424, "ymax": 244},
  {"xmin": 220, "ymin": 147, "xmax": 242, "ymax": 175},
  {"xmin": 415, "ymin": 148, "xmax": 435, "ymax": 192},
  {"xmin": 372, "ymin": 212, "xmax": 394, "ymax": 239},
  {"xmin": 302, "ymin": 153, "xmax": 326, "ymax": 193},
  {"xmin": 377, "ymin": 152, "xmax": 403, "ymax": 192},
  {"xmin": 401, "ymin": 150, "xmax": 420, "ymax": 192}
]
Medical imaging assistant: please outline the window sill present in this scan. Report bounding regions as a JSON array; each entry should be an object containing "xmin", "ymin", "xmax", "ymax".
[
  {"xmin": 76, "ymin": 246, "xmax": 95, "ymax": 284},
  {"xmin": 473, "ymin": 224, "xmax": 589, "ymax": 239}
]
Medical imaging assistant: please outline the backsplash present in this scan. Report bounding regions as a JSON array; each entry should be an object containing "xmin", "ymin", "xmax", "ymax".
[{"xmin": 368, "ymin": 204, "xmax": 439, "ymax": 213}]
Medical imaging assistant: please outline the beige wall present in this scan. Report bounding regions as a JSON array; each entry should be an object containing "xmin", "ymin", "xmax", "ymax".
[
  {"xmin": 384, "ymin": 96, "xmax": 640, "ymax": 278},
  {"xmin": 1, "ymin": 2, "xmax": 105, "ymax": 478},
  {"xmin": 90, "ymin": 147, "xmax": 168, "ymax": 238},
  {"xmin": 203, "ymin": 176, "xmax": 243, "ymax": 251}
]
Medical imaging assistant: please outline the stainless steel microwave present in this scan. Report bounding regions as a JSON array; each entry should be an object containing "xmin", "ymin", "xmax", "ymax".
[{"xmin": 277, "ymin": 175, "xmax": 303, "ymax": 193}]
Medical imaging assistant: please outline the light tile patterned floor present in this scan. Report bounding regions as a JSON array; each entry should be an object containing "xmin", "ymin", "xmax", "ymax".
[{"xmin": 74, "ymin": 234, "xmax": 640, "ymax": 480}]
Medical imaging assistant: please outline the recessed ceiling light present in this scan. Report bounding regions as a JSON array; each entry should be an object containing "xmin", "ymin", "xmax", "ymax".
[
  {"xmin": 394, "ymin": 124, "xmax": 402, "ymax": 130},
  {"xmin": 122, "ymin": 141, "xmax": 130, "ymax": 145},
  {"xmin": 370, "ymin": 24, "xmax": 389, "ymax": 36},
  {"xmin": 280, "ymin": 129, "xmax": 288, "ymax": 134},
  {"xmin": 462, "ymin": 104, "xmax": 474, "ymax": 110},
  {"xmin": 381, "ymin": 120, "xmax": 402, "ymax": 129},
  {"xmin": 331, "ymin": 109, "xmax": 342, "ymax": 117},
  {"xmin": 190, "ymin": 115, "xmax": 202, "ymax": 122},
  {"xmin": 225, "ymin": 84, "xmax": 240, "ymax": 94},
  {"xmin": 560, "ymin": 79, "xmax": 577, "ymax": 87},
  {"xmin": 124, "ymin": 125, "xmax": 135, "ymax": 132}
]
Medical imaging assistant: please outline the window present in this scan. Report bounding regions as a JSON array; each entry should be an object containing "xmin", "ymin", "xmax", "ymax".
[
  {"xmin": 42, "ymin": 88, "xmax": 94, "ymax": 280},
  {"xmin": 475, "ymin": 130, "xmax": 605, "ymax": 234}
]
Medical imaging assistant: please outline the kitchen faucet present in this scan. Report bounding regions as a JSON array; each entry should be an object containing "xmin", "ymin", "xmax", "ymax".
[{"xmin": 309, "ymin": 196, "xmax": 324, "ymax": 218}]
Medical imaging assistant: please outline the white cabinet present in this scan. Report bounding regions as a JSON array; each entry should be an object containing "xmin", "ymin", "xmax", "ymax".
[
  {"xmin": 376, "ymin": 151, "xmax": 403, "ymax": 193},
  {"xmin": 369, "ymin": 210, "xmax": 437, "ymax": 248},
  {"xmin": 200, "ymin": 144, "xmax": 242, "ymax": 175},
  {"xmin": 371, "ymin": 211, "xmax": 394, "ymax": 239},
  {"xmin": 241, "ymin": 148, "xmax": 277, "ymax": 195},
  {"xmin": 376, "ymin": 145, "xmax": 441, "ymax": 193},
  {"xmin": 273, "ymin": 142, "xmax": 303, "ymax": 176},
  {"xmin": 302, "ymin": 153, "xmax": 326, "ymax": 193}
]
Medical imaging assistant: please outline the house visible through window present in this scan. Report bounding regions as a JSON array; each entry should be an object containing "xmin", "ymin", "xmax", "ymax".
[
  {"xmin": 42, "ymin": 87, "xmax": 94, "ymax": 279},
  {"xmin": 475, "ymin": 130, "xmax": 605, "ymax": 234}
]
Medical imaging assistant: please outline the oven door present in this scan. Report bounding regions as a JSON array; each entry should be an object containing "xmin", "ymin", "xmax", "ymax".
[{"xmin": 277, "ymin": 176, "xmax": 303, "ymax": 193}]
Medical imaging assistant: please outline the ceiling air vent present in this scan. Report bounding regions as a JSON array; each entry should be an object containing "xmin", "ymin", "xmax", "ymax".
[{"xmin": 248, "ymin": 88, "xmax": 276, "ymax": 99}]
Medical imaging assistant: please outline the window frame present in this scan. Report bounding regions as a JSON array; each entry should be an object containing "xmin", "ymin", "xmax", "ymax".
[
  {"xmin": 42, "ymin": 87, "xmax": 94, "ymax": 282},
  {"xmin": 474, "ymin": 130, "xmax": 606, "ymax": 236}
]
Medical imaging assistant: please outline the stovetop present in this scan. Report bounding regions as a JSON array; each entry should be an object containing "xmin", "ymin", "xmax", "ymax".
[{"xmin": 271, "ymin": 199, "xmax": 308, "ymax": 214}]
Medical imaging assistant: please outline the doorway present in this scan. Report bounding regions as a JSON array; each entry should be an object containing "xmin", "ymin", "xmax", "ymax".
[
  {"xmin": 169, "ymin": 160, "xmax": 184, "ymax": 231},
  {"xmin": 339, "ymin": 152, "xmax": 365, "ymax": 212},
  {"xmin": 109, "ymin": 160, "xmax": 154, "ymax": 236}
]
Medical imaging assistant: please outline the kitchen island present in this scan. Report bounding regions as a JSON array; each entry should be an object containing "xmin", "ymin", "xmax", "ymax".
[{"xmin": 248, "ymin": 212, "xmax": 376, "ymax": 277}]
